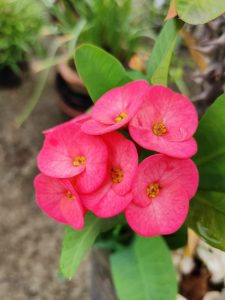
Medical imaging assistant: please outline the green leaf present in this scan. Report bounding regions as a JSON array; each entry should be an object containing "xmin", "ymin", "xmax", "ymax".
[
  {"xmin": 60, "ymin": 213, "xmax": 121, "ymax": 278},
  {"xmin": 147, "ymin": 19, "xmax": 183, "ymax": 86},
  {"xmin": 111, "ymin": 236, "xmax": 177, "ymax": 300},
  {"xmin": 164, "ymin": 223, "xmax": 188, "ymax": 250},
  {"xmin": 188, "ymin": 93, "xmax": 225, "ymax": 250},
  {"xmin": 188, "ymin": 191, "xmax": 225, "ymax": 251},
  {"xmin": 74, "ymin": 44, "xmax": 131, "ymax": 102},
  {"xmin": 176, "ymin": 0, "xmax": 225, "ymax": 25},
  {"xmin": 194, "ymin": 93, "xmax": 225, "ymax": 193}
]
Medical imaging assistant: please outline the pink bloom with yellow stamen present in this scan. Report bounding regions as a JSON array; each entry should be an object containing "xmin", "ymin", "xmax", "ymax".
[
  {"xmin": 34, "ymin": 173, "xmax": 85, "ymax": 230},
  {"xmin": 125, "ymin": 154, "xmax": 199, "ymax": 237},
  {"xmin": 81, "ymin": 80, "xmax": 149, "ymax": 135},
  {"xmin": 129, "ymin": 85, "xmax": 198, "ymax": 158},
  {"xmin": 37, "ymin": 123, "xmax": 108, "ymax": 193},
  {"xmin": 81, "ymin": 132, "xmax": 138, "ymax": 217}
]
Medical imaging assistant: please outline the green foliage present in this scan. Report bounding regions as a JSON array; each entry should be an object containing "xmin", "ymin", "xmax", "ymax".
[
  {"xmin": 188, "ymin": 191, "xmax": 225, "ymax": 251},
  {"xmin": 147, "ymin": 19, "xmax": 183, "ymax": 86},
  {"xmin": 49, "ymin": 0, "xmax": 151, "ymax": 63},
  {"xmin": 164, "ymin": 223, "xmax": 188, "ymax": 250},
  {"xmin": 188, "ymin": 93, "xmax": 225, "ymax": 250},
  {"xmin": 176, "ymin": 0, "xmax": 225, "ymax": 25},
  {"xmin": 194, "ymin": 93, "xmax": 225, "ymax": 192},
  {"xmin": 0, "ymin": 0, "xmax": 44, "ymax": 71},
  {"xmin": 60, "ymin": 213, "xmax": 123, "ymax": 278},
  {"xmin": 111, "ymin": 236, "xmax": 177, "ymax": 300},
  {"xmin": 75, "ymin": 44, "xmax": 131, "ymax": 101}
]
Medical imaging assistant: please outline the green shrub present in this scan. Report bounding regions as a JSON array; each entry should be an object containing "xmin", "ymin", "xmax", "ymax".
[
  {"xmin": 50, "ymin": 0, "xmax": 152, "ymax": 64},
  {"xmin": 0, "ymin": 0, "xmax": 44, "ymax": 72}
]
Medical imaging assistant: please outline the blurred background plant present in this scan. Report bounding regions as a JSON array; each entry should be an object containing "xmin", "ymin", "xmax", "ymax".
[
  {"xmin": 47, "ymin": 0, "xmax": 155, "ymax": 64},
  {"xmin": 26, "ymin": 0, "xmax": 159, "ymax": 120},
  {"xmin": 0, "ymin": 0, "xmax": 44, "ymax": 86},
  {"xmin": 191, "ymin": 15, "xmax": 225, "ymax": 114}
]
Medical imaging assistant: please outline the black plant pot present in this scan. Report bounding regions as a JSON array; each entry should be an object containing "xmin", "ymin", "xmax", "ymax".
[
  {"xmin": 0, "ymin": 66, "xmax": 22, "ymax": 88},
  {"xmin": 55, "ymin": 72, "xmax": 93, "ymax": 118}
]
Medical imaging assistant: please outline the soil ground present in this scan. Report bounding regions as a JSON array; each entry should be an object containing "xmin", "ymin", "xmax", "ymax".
[{"xmin": 0, "ymin": 72, "xmax": 90, "ymax": 300}]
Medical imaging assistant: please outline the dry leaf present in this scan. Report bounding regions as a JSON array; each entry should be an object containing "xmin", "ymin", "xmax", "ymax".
[
  {"xmin": 180, "ymin": 28, "xmax": 208, "ymax": 72},
  {"xmin": 165, "ymin": 0, "xmax": 178, "ymax": 21}
]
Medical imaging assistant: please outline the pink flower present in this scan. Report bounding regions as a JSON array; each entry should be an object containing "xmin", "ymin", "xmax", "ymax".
[
  {"xmin": 80, "ymin": 132, "xmax": 138, "ymax": 217},
  {"xmin": 37, "ymin": 123, "xmax": 108, "ymax": 193},
  {"xmin": 43, "ymin": 113, "xmax": 91, "ymax": 135},
  {"xmin": 34, "ymin": 173, "xmax": 85, "ymax": 230},
  {"xmin": 129, "ymin": 85, "xmax": 198, "ymax": 158},
  {"xmin": 81, "ymin": 80, "xmax": 149, "ymax": 135},
  {"xmin": 125, "ymin": 154, "xmax": 199, "ymax": 237}
]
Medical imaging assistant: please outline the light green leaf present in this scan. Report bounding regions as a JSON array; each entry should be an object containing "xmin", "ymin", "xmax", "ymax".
[
  {"xmin": 111, "ymin": 236, "xmax": 177, "ymax": 300},
  {"xmin": 60, "ymin": 213, "xmax": 121, "ymax": 278},
  {"xmin": 188, "ymin": 191, "xmax": 225, "ymax": 251},
  {"xmin": 176, "ymin": 0, "xmax": 225, "ymax": 25},
  {"xmin": 194, "ymin": 93, "xmax": 225, "ymax": 193},
  {"xmin": 147, "ymin": 19, "xmax": 183, "ymax": 86},
  {"xmin": 111, "ymin": 247, "xmax": 144, "ymax": 300},
  {"xmin": 75, "ymin": 44, "xmax": 131, "ymax": 102}
]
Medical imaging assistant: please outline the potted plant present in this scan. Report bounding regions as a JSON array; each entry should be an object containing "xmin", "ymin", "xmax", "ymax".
[
  {"xmin": 33, "ymin": 0, "xmax": 225, "ymax": 297},
  {"xmin": 0, "ymin": 0, "xmax": 44, "ymax": 87},
  {"xmin": 47, "ymin": 0, "xmax": 153, "ymax": 116}
]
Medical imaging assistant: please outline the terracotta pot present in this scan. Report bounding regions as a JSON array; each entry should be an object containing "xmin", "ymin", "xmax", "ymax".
[{"xmin": 56, "ymin": 62, "xmax": 93, "ymax": 118}]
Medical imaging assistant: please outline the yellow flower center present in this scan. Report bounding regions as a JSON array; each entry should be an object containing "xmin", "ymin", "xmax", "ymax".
[
  {"xmin": 66, "ymin": 191, "xmax": 76, "ymax": 200},
  {"xmin": 111, "ymin": 167, "xmax": 124, "ymax": 184},
  {"xmin": 114, "ymin": 112, "xmax": 128, "ymax": 123},
  {"xmin": 72, "ymin": 155, "xmax": 86, "ymax": 167},
  {"xmin": 146, "ymin": 183, "xmax": 160, "ymax": 199},
  {"xmin": 152, "ymin": 122, "xmax": 167, "ymax": 136}
]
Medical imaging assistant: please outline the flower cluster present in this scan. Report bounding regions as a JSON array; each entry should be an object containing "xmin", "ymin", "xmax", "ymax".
[{"xmin": 34, "ymin": 80, "xmax": 199, "ymax": 237}]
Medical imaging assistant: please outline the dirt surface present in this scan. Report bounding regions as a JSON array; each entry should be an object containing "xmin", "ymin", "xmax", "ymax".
[{"xmin": 0, "ymin": 72, "xmax": 91, "ymax": 300}]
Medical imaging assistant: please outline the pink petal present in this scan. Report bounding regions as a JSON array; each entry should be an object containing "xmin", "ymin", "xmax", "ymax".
[
  {"xmin": 80, "ymin": 179, "xmax": 112, "ymax": 210},
  {"xmin": 131, "ymin": 85, "xmax": 198, "ymax": 142},
  {"xmin": 73, "ymin": 135, "xmax": 108, "ymax": 193},
  {"xmin": 60, "ymin": 196, "xmax": 85, "ymax": 230},
  {"xmin": 159, "ymin": 156, "xmax": 199, "ymax": 200},
  {"xmin": 43, "ymin": 113, "xmax": 91, "ymax": 135},
  {"xmin": 103, "ymin": 132, "xmax": 138, "ymax": 195},
  {"xmin": 81, "ymin": 182, "xmax": 132, "ymax": 218},
  {"xmin": 93, "ymin": 190, "xmax": 133, "ymax": 218},
  {"xmin": 34, "ymin": 174, "xmax": 67, "ymax": 224},
  {"xmin": 82, "ymin": 119, "xmax": 125, "ymax": 135},
  {"xmin": 38, "ymin": 123, "xmax": 108, "ymax": 181},
  {"xmin": 132, "ymin": 154, "xmax": 199, "ymax": 208},
  {"xmin": 125, "ymin": 186, "xmax": 189, "ymax": 237},
  {"xmin": 74, "ymin": 160, "xmax": 108, "ymax": 193},
  {"xmin": 129, "ymin": 123, "xmax": 197, "ymax": 158},
  {"xmin": 81, "ymin": 80, "xmax": 149, "ymax": 135}
]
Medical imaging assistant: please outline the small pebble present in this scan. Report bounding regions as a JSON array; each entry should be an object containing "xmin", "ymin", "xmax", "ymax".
[{"xmin": 203, "ymin": 291, "xmax": 221, "ymax": 300}]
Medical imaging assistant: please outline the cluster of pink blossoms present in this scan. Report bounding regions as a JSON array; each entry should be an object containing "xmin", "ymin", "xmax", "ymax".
[{"xmin": 34, "ymin": 80, "xmax": 199, "ymax": 237}]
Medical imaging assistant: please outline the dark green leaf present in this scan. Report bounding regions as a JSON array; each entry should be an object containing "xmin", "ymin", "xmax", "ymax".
[
  {"xmin": 188, "ymin": 191, "xmax": 225, "ymax": 251},
  {"xmin": 147, "ymin": 19, "xmax": 183, "ymax": 86},
  {"xmin": 75, "ymin": 44, "xmax": 131, "ymax": 102},
  {"xmin": 164, "ymin": 223, "xmax": 188, "ymax": 250},
  {"xmin": 189, "ymin": 93, "xmax": 225, "ymax": 250},
  {"xmin": 111, "ymin": 236, "xmax": 177, "ymax": 300},
  {"xmin": 194, "ymin": 93, "xmax": 225, "ymax": 193},
  {"xmin": 176, "ymin": 0, "xmax": 225, "ymax": 25}
]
